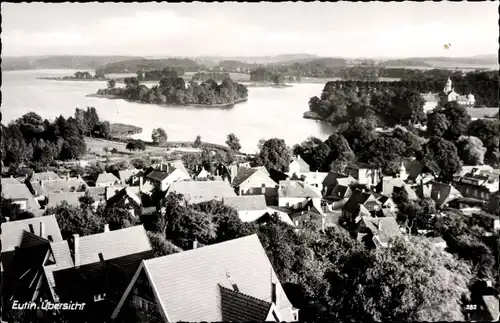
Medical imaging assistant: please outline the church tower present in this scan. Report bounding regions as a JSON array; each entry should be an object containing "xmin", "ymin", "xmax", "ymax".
[{"xmin": 443, "ymin": 77, "xmax": 453, "ymax": 94}]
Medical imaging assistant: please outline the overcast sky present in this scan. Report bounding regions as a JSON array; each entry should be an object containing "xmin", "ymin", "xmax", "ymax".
[{"xmin": 2, "ymin": 2, "xmax": 498, "ymax": 58}]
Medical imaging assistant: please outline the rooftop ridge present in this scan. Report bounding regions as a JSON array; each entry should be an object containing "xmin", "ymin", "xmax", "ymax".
[{"xmin": 144, "ymin": 234, "xmax": 259, "ymax": 265}]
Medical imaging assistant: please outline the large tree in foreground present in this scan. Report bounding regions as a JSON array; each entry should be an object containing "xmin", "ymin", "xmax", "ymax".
[
  {"xmin": 256, "ymin": 138, "xmax": 291, "ymax": 172},
  {"xmin": 421, "ymin": 136, "xmax": 462, "ymax": 182},
  {"xmin": 326, "ymin": 237, "xmax": 472, "ymax": 322}
]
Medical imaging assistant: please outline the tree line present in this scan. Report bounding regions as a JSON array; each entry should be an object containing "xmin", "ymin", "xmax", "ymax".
[
  {"xmin": 1, "ymin": 108, "xmax": 111, "ymax": 168},
  {"xmin": 98, "ymin": 76, "xmax": 248, "ymax": 106}
]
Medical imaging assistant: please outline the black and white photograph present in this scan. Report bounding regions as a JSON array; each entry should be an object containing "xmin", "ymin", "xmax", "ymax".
[{"xmin": 1, "ymin": 1, "xmax": 499, "ymax": 323}]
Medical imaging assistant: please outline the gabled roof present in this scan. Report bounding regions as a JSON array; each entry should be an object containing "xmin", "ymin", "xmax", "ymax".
[
  {"xmin": 290, "ymin": 155, "xmax": 310, "ymax": 172},
  {"xmin": 483, "ymin": 194, "xmax": 500, "ymax": 215},
  {"xmin": 86, "ymin": 186, "xmax": 106, "ymax": 201},
  {"xmin": 31, "ymin": 178, "xmax": 88, "ymax": 196},
  {"xmin": 343, "ymin": 190, "xmax": 378, "ymax": 214},
  {"xmin": 268, "ymin": 169, "xmax": 290, "ymax": 184},
  {"xmin": 232, "ymin": 167, "xmax": 258, "ymax": 187},
  {"xmin": 278, "ymin": 180, "xmax": 320, "ymax": 198},
  {"xmin": 322, "ymin": 172, "xmax": 348, "ymax": 186},
  {"xmin": 2, "ymin": 183, "xmax": 41, "ymax": 211},
  {"xmin": 146, "ymin": 169, "xmax": 177, "ymax": 182},
  {"xmin": 153, "ymin": 161, "xmax": 190, "ymax": 177},
  {"xmin": 107, "ymin": 187, "xmax": 142, "ymax": 206},
  {"xmin": 53, "ymin": 250, "xmax": 154, "ymax": 306},
  {"xmin": 96, "ymin": 172, "xmax": 121, "ymax": 185},
  {"xmin": 252, "ymin": 166, "xmax": 270, "ymax": 176},
  {"xmin": 1, "ymin": 215, "xmax": 63, "ymax": 252},
  {"xmin": 76, "ymin": 225, "xmax": 151, "ymax": 267},
  {"xmin": 361, "ymin": 216, "xmax": 402, "ymax": 245},
  {"xmin": 417, "ymin": 181, "xmax": 463, "ymax": 208},
  {"xmin": 381, "ymin": 177, "xmax": 418, "ymax": 200},
  {"xmin": 118, "ymin": 169, "xmax": 140, "ymax": 183},
  {"xmin": 223, "ymin": 195, "xmax": 268, "ymax": 211},
  {"xmin": 219, "ymin": 285, "xmax": 273, "ymax": 322},
  {"xmin": 30, "ymin": 171, "xmax": 60, "ymax": 182},
  {"xmin": 113, "ymin": 234, "xmax": 294, "ymax": 322},
  {"xmin": 44, "ymin": 241, "xmax": 74, "ymax": 302},
  {"xmin": 1, "ymin": 177, "xmax": 23, "ymax": 185},
  {"xmin": 167, "ymin": 180, "xmax": 237, "ymax": 204},
  {"xmin": 105, "ymin": 185, "xmax": 141, "ymax": 201},
  {"xmin": 482, "ymin": 295, "xmax": 500, "ymax": 321},
  {"xmin": 301, "ymin": 172, "xmax": 329, "ymax": 184},
  {"xmin": 46, "ymin": 192, "xmax": 86, "ymax": 208}
]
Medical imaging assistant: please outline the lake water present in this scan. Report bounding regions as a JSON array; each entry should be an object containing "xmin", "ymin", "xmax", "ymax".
[{"xmin": 2, "ymin": 69, "xmax": 335, "ymax": 153}]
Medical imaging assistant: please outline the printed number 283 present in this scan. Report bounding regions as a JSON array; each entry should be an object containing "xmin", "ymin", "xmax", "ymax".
[{"xmin": 466, "ymin": 305, "xmax": 477, "ymax": 310}]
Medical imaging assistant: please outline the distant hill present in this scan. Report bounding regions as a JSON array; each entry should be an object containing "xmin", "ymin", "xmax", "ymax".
[
  {"xmin": 96, "ymin": 58, "xmax": 202, "ymax": 74},
  {"xmin": 378, "ymin": 55, "xmax": 497, "ymax": 69},
  {"xmin": 2, "ymin": 55, "xmax": 143, "ymax": 71},
  {"xmin": 196, "ymin": 53, "xmax": 319, "ymax": 64},
  {"xmin": 379, "ymin": 59, "xmax": 433, "ymax": 67}
]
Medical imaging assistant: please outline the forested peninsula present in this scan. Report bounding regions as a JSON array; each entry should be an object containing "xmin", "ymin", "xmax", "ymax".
[
  {"xmin": 91, "ymin": 76, "xmax": 248, "ymax": 107},
  {"xmin": 38, "ymin": 71, "xmax": 109, "ymax": 81}
]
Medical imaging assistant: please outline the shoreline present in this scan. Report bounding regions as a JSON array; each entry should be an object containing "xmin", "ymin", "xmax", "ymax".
[
  {"xmin": 38, "ymin": 77, "xmax": 110, "ymax": 81},
  {"xmin": 86, "ymin": 93, "xmax": 248, "ymax": 108},
  {"xmin": 245, "ymin": 83, "xmax": 294, "ymax": 88}
]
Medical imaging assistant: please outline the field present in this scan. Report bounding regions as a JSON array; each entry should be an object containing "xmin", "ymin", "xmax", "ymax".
[
  {"xmin": 84, "ymin": 137, "xmax": 203, "ymax": 160},
  {"xmin": 466, "ymin": 107, "xmax": 498, "ymax": 119},
  {"xmin": 85, "ymin": 137, "xmax": 165, "ymax": 156}
]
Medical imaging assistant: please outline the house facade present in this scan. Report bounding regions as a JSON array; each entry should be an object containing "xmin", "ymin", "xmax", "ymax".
[
  {"xmin": 232, "ymin": 167, "xmax": 279, "ymax": 204},
  {"xmin": 146, "ymin": 168, "xmax": 191, "ymax": 192},
  {"xmin": 96, "ymin": 173, "xmax": 122, "ymax": 187},
  {"xmin": 222, "ymin": 195, "xmax": 268, "ymax": 222},
  {"xmin": 278, "ymin": 180, "xmax": 322, "ymax": 210},
  {"xmin": 288, "ymin": 155, "xmax": 311, "ymax": 177}
]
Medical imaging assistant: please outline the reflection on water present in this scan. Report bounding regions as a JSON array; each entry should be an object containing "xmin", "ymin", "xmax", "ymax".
[{"xmin": 2, "ymin": 70, "xmax": 335, "ymax": 153}]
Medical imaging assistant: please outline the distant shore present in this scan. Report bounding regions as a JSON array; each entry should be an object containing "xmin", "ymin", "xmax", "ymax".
[
  {"xmin": 38, "ymin": 77, "xmax": 110, "ymax": 81},
  {"xmin": 86, "ymin": 93, "xmax": 248, "ymax": 108},
  {"xmin": 245, "ymin": 83, "xmax": 294, "ymax": 88}
]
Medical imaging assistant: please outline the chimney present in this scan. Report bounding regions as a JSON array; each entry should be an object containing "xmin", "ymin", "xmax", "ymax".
[
  {"xmin": 67, "ymin": 172, "xmax": 70, "ymax": 180},
  {"xmin": 160, "ymin": 164, "xmax": 163, "ymax": 171},
  {"xmin": 271, "ymin": 281, "xmax": 278, "ymax": 306},
  {"xmin": 261, "ymin": 183, "xmax": 266, "ymax": 194},
  {"xmin": 73, "ymin": 234, "xmax": 80, "ymax": 267},
  {"xmin": 192, "ymin": 239, "xmax": 198, "ymax": 249},
  {"xmin": 98, "ymin": 252, "xmax": 104, "ymax": 262},
  {"xmin": 39, "ymin": 221, "xmax": 45, "ymax": 237},
  {"xmin": 378, "ymin": 220, "xmax": 382, "ymax": 231},
  {"xmin": 29, "ymin": 224, "xmax": 35, "ymax": 234},
  {"xmin": 139, "ymin": 176, "xmax": 143, "ymax": 191},
  {"xmin": 40, "ymin": 180, "xmax": 44, "ymax": 187},
  {"xmin": 104, "ymin": 224, "xmax": 109, "ymax": 232}
]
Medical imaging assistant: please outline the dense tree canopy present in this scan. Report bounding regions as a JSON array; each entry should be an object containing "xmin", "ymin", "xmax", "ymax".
[
  {"xmin": 456, "ymin": 136, "xmax": 487, "ymax": 166},
  {"xmin": 96, "ymin": 76, "xmax": 248, "ymax": 106},
  {"xmin": 256, "ymin": 138, "xmax": 292, "ymax": 172},
  {"xmin": 151, "ymin": 128, "xmax": 168, "ymax": 146},
  {"xmin": 421, "ymin": 137, "xmax": 462, "ymax": 182},
  {"xmin": 326, "ymin": 238, "xmax": 472, "ymax": 322},
  {"xmin": 225, "ymin": 133, "xmax": 241, "ymax": 152}
]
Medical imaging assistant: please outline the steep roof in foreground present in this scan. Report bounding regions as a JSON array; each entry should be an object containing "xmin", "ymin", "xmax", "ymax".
[
  {"xmin": 1, "ymin": 215, "xmax": 63, "ymax": 252},
  {"xmin": 115, "ymin": 234, "xmax": 294, "ymax": 322},
  {"xmin": 76, "ymin": 225, "xmax": 151, "ymax": 266}
]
